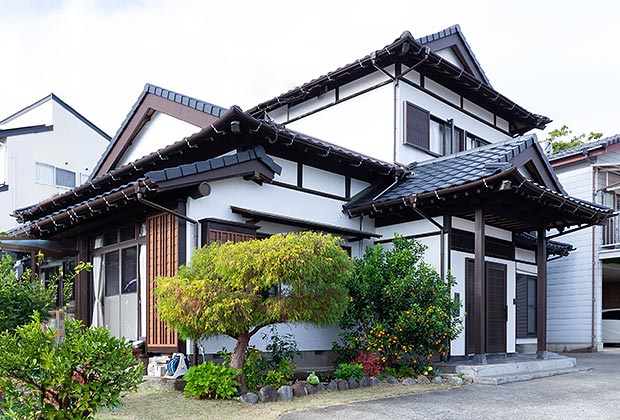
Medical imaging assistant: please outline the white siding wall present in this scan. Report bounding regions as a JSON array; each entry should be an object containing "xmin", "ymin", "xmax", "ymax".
[{"xmin": 547, "ymin": 162, "xmax": 596, "ymax": 347}]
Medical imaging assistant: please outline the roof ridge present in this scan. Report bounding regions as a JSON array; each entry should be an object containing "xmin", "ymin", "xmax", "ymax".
[{"xmin": 413, "ymin": 134, "xmax": 536, "ymax": 167}]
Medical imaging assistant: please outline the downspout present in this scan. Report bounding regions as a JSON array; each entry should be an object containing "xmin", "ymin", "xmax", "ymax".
[
  {"xmin": 136, "ymin": 193, "xmax": 199, "ymax": 250},
  {"xmin": 592, "ymin": 166, "xmax": 598, "ymax": 350}
]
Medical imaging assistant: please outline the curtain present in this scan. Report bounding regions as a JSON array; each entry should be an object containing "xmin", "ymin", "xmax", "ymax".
[{"xmin": 91, "ymin": 255, "xmax": 104, "ymax": 327}]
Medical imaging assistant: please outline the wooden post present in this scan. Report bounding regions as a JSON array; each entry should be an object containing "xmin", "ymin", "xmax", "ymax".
[
  {"xmin": 473, "ymin": 207, "xmax": 487, "ymax": 364},
  {"xmin": 536, "ymin": 228, "xmax": 548, "ymax": 359}
]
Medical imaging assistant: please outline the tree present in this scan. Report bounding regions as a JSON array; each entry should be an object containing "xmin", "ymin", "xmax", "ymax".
[
  {"xmin": 155, "ymin": 231, "xmax": 353, "ymax": 393},
  {"xmin": 335, "ymin": 236, "xmax": 462, "ymax": 373},
  {"xmin": 546, "ymin": 124, "xmax": 603, "ymax": 153}
]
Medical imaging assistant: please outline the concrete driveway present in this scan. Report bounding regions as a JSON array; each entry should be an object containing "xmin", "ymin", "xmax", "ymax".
[{"xmin": 280, "ymin": 349, "xmax": 620, "ymax": 420}]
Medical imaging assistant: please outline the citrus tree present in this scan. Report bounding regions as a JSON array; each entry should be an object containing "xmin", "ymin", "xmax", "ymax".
[
  {"xmin": 155, "ymin": 231, "xmax": 352, "ymax": 393},
  {"xmin": 336, "ymin": 236, "xmax": 462, "ymax": 373}
]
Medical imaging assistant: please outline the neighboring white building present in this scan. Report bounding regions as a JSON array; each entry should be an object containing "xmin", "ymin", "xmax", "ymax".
[
  {"xmin": 0, "ymin": 94, "xmax": 110, "ymax": 231},
  {"xmin": 547, "ymin": 136, "xmax": 620, "ymax": 352},
  {"xmin": 10, "ymin": 26, "xmax": 611, "ymax": 366}
]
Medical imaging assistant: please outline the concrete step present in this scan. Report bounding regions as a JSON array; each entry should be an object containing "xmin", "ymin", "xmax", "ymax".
[
  {"xmin": 454, "ymin": 355, "xmax": 577, "ymax": 379},
  {"xmin": 473, "ymin": 366, "xmax": 591, "ymax": 385}
]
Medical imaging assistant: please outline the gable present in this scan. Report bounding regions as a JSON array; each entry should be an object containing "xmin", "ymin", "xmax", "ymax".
[
  {"xmin": 417, "ymin": 24, "xmax": 491, "ymax": 87},
  {"xmin": 92, "ymin": 84, "xmax": 227, "ymax": 178},
  {"xmin": 0, "ymin": 96, "xmax": 53, "ymax": 130},
  {"xmin": 116, "ymin": 112, "xmax": 201, "ymax": 168}
]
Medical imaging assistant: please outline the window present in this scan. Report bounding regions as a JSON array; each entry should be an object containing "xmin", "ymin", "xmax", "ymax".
[
  {"xmin": 94, "ymin": 225, "xmax": 144, "ymax": 341},
  {"xmin": 404, "ymin": 102, "xmax": 489, "ymax": 156},
  {"xmin": 35, "ymin": 162, "xmax": 76, "ymax": 188},
  {"xmin": 516, "ymin": 273, "xmax": 536, "ymax": 338}
]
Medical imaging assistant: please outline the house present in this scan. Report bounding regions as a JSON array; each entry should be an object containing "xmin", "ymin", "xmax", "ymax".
[
  {"xmin": 547, "ymin": 135, "xmax": 620, "ymax": 352},
  {"xmin": 0, "ymin": 94, "xmax": 109, "ymax": 282},
  {"xmin": 0, "ymin": 94, "xmax": 110, "ymax": 231},
  {"xmin": 9, "ymin": 26, "xmax": 612, "ymax": 366}
]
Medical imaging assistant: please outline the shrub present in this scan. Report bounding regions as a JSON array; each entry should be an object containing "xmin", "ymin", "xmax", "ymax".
[
  {"xmin": 334, "ymin": 363, "xmax": 364, "ymax": 381},
  {"xmin": 263, "ymin": 369, "xmax": 288, "ymax": 388},
  {"xmin": 0, "ymin": 313, "xmax": 143, "ymax": 419},
  {"xmin": 243, "ymin": 347, "xmax": 269, "ymax": 392},
  {"xmin": 263, "ymin": 325, "xmax": 300, "ymax": 366},
  {"xmin": 336, "ymin": 236, "xmax": 462, "ymax": 370},
  {"xmin": 306, "ymin": 371, "xmax": 320, "ymax": 385},
  {"xmin": 0, "ymin": 254, "xmax": 56, "ymax": 332},
  {"xmin": 183, "ymin": 361, "xmax": 240, "ymax": 400},
  {"xmin": 354, "ymin": 351, "xmax": 383, "ymax": 376}
]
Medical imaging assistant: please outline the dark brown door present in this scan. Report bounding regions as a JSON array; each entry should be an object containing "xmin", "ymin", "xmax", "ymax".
[
  {"xmin": 465, "ymin": 259, "xmax": 507, "ymax": 355},
  {"xmin": 486, "ymin": 262, "xmax": 507, "ymax": 354}
]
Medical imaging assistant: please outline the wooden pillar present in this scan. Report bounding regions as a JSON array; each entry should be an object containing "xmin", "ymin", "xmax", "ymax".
[
  {"xmin": 537, "ymin": 228, "xmax": 548, "ymax": 358},
  {"xmin": 473, "ymin": 208, "xmax": 487, "ymax": 364}
]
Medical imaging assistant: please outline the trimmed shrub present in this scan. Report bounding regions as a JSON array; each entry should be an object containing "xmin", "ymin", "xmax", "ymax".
[{"xmin": 183, "ymin": 361, "xmax": 240, "ymax": 400}]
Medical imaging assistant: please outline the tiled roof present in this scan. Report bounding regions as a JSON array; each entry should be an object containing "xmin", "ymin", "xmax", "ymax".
[
  {"xmin": 248, "ymin": 28, "xmax": 550, "ymax": 135},
  {"xmin": 91, "ymin": 83, "xmax": 228, "ymax": 178},
  {"xmin": 515, "ymin": 232, "xmax": 574, "ymax": 257},
  {"xmin": 548, "ymin": 134, "xmax": 620, "ymax": 161},
  {"xmin": 375, "ymin": 135, "xmax": 539, "ymax": 204},
  {"xmin": 145, "ymin": 145, "xmax": 282, "ymax": 182}
]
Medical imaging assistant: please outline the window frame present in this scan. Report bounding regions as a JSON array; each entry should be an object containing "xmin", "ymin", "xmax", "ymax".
[{"xmin": 35, "ymin": 161, "xmax": 77, "ymax": 188}]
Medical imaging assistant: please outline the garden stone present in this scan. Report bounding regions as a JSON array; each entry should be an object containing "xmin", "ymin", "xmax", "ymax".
[
  {"xmin": 277, "ymin": 385, "xmax": 293, "ymax": 401},
  {"xmin": 304, "ymin": 383, "xmax": 317, "ymax": 395},
  {"xmin": 292, "ymin": 382, "xmax": 308, "ymax": 397},
  {"xmin": 327, "ymin": 380, "xmax": 339, "ymax": 391},
  {"xmin": 402, "ymin": 377, "xmax": 417, "ymax": 385},
  {"xmin": 448, "ymin": 376, "xmax": 464, "ymax": 386},
  {"xmin": 432, "ymin": 376, "xmax": 444, "ymax": 384},
  {"xmin": 359, "ymin": 376, "xmax": 371, "ymax": 387},
  {"xmin": 337, "ymin": 379, "xmax": 349, "ymax": 391},
  {"xmin": 259, "ymin": 385, "xmax": 278, "ymax": 402},
  {"xmin": 385, "ymin": 375, "xmax": 399, "ymax": 384},
  {"xmin": 240, "ymin": 393, "xmax": 259, "ymax": 404},
  {"xmin": 348, "ymin": 377, "xmax": 359, "ymax": 389},
  {"xmin": 417, "ymin": 375, "xmax": 431, "ymax": 384},
  {"xmin": 316, "ymin": 383, "xmax": 327, "ymax": 392},
  {"xmin": 369, "ymin": 376, "xmax": 382, "ymax": 386}
]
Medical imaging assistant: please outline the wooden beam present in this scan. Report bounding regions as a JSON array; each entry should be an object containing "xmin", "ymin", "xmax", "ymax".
[
  {"xmin": 473, "ymin": 207, "xmax": 487, "ymax": 363},
  {"xmin": 536, "ymin": 228, "xmax": 548, "ymax": 358}
]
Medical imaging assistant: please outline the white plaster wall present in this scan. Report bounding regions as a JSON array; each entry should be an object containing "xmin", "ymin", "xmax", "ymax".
[
  {"xmin": 117, "ymin": 112, "xmax": 201, "ymax": 167},
  {"xmin": 395, "ymin": 82, "xmax": 511, "ymax": 164},
  {"xmin": 303, "ymin": 165, "xmax": 345, "ymax": 197},
  {"xmin": 0, "ymin": 100, "xmax": 108, "ymax": 231},
  {"xmin": 285, "ymin": 84, "xmax": 394, "ymax": 162}
]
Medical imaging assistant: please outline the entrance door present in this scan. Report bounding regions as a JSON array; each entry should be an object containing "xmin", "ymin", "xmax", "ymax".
[{"xmin": 465, "ymin": 259, "xmax": 507, "ymax": 354}]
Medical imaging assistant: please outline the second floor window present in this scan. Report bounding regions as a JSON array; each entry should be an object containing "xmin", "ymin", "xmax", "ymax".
[
  {"xmin": 404, "ymin": 101, "xmax": 488, "ymax": 156},
  {"xmin": 35, "ymin": 162, "xmax": 76, "ymax": 188}
]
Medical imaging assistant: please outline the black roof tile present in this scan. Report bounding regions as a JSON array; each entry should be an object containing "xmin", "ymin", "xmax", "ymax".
[{"xmin": 548, "ymin": 134, "xmax": 620, "ymax": 161}]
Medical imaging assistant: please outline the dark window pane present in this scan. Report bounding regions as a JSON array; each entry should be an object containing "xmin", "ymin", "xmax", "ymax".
[
  {"xmin": 55, "ymin": 168, "xmax": 76, "ymax": 188},
  {"xmin": 105, "ymin": 251, "xmax": 119, "ymax": 296},
  {"xmin": 103, "ymin": 231, "xmax": 117, "ymax": 246},
  {"xmin": 121, "ymin": 247, "xmax": 137, "ymax": 294},
  {"xmin": 120, "ymin": 226, "xmax": 135, "ymax": 242},
  {"xmin": 603, "ymin": 310, "xmax": 620, "ymax": 320}
]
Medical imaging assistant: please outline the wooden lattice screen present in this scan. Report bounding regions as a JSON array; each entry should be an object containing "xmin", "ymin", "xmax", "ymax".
[{"xmin": 147, "ymin": 212, "xmax": 178, "ymax": 353}]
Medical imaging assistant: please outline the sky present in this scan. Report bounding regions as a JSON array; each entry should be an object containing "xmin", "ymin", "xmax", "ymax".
[{"xmin": 1, "ymin": 0, "xmax": 619, "ymax": 146}]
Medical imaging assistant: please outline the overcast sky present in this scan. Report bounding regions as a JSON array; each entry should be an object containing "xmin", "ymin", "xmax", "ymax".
[{"xmin": 2, "ymin": 0, "xmax": 618, "ymax": 148}]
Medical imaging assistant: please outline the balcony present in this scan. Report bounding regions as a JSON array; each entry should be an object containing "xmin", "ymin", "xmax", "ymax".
[{"xmin": 603, "ymin": 215, "xmax": 620, "ymax": 248}]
